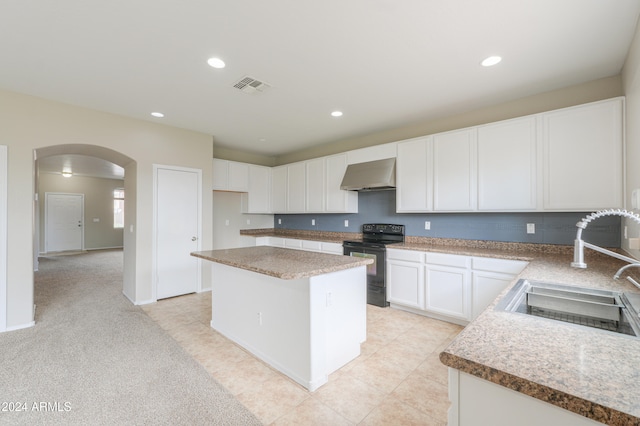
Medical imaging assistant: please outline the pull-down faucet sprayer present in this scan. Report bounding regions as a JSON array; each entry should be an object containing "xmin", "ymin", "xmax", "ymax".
[{"xmin": 571, "ymin": 209, "xmax": 640, "ymax": 278}]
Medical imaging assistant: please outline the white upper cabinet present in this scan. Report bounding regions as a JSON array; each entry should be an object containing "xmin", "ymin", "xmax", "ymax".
[
  {"xmin": 287, "ymin": 162, "xmax": 306, "ymax": 213},
  {"xmin": 305, "ymin": 157, "xmax": 326, "ymax": 212},
  {"xmin": 542, "ymin": 98, "xmax": 624, "ymax": 210},
  {"xmin": 271, "ymin": 154, "xmax": 358, "ymax": 214},
  {"xmin": 271, "ymin": 165, "xmax": 288, "ymax": 213},
  {"xmin": 394, "ymin": 97, "xmax": 624, "ymax": 213},
  {"xmin": 396, "ymin": 137, "xmax": 432, "ymax": 212},
  {"xmin": 242, "ymin": 164, "xmax": 272, "ymax": 214},
  {"xmin": 212, "ymin": 159, "xmax": 249, "ymax": 192},
  {"xmin": 212, "ymin": 159, "xmax": 247, "ymax": 191},
  {"xmin": 325, "ymin": 154, "xmax": 358, "ymax": 213},
  {"xmin": 433, "ymin": 128, "xmax": 477, "ymax": 211},
  {"xmin": 477, "ymin": 116, "xmax": 538, "ymax": 211}
]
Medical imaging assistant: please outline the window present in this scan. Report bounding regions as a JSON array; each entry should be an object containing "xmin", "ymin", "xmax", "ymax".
[{"xmin": 114, "ymin": 189, "xmax": 124, "ymax": 229}]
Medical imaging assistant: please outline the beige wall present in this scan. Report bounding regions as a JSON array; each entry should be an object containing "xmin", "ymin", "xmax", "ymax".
[
  {"xmin": 622, "ymin": 22, "xmax": 640, "ymax": 259},
  {"xmin": 275, "ymin": 76, "xmax": 623, "ymax": 165},
  {"xmin": 214, "ymin": 76, "xmax": 623, "ymax": 166},
  {"xmin": 37, "ymin": 173, "xmax": 125, "ymax": 252},
  {"xmin": 0, "ymin": 89, "xmax": 213, "ymax": 329},
  {"xmin": 212, "ymin": 191, "xmax": 274, "ymax": 250}
]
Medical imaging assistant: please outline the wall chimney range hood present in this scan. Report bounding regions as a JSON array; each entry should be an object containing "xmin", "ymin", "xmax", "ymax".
[{"xmin": 340, "ymin": 158, "xmax": 396, "ymax": 191}]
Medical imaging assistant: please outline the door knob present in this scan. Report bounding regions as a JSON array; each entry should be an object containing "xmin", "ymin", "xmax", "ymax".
[{"xmin": 191, "ymin": 236, "xmax": 197, "ymax": 241}]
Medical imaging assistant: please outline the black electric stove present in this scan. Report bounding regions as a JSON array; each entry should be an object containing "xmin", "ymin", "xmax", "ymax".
[{"xmin": 343, "ymin": 224, "xmax": 405, "ymax": 307}]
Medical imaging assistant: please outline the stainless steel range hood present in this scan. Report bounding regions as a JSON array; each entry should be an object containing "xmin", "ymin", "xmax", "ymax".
[{"xmin": 340, "ymin": 158, "xmax": 396, "ymax": 191}]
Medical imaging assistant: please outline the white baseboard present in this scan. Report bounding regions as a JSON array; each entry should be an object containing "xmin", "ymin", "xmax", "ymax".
[{"xmin": 4, "ymin": 321, "xmax": 35, "ymax": 332}]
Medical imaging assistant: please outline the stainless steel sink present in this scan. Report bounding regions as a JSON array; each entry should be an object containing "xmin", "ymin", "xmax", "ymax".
[{"xmin": 496, "ymin": 279, "xmax": 640, "ymax": 337}]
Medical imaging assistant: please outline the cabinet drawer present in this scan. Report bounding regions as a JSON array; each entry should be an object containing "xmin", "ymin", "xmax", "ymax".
[
  {"xmin": 472, "ymin": 257, "xmax": 528, "ymax": 274},
  {"xmin": 387, "ymin": 249, "xmax": 424, "ymax": 263},
  {"xmin": 426, "ymin": 252, "xmax": 470, "ymax": 268},
  {"xmin": 302, "ymin": 240, "xmax": 322, "ymax": 252},
  {"xmin": 321, "ymin": 242, "xmax": 343, "ymax": 255},
  {"xmin": 285, "ymin": 239, "xmax": 303, "ymax": 249}
]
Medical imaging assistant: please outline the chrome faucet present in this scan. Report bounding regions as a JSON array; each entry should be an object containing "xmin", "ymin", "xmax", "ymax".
[
  {"xmin": 614, "ymin": 262, "xmax": 640, "ymax": 289},
  {"xmin": 571, "ymin": 209, "xmax": 640, "ymax": 275}
]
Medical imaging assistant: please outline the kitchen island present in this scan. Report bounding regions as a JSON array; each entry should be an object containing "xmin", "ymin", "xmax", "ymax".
[
  {"xmin": 240, "ymin": 229, "xmax": 640, "ymax": 424},
  {"xmin": 191, "ymin": 246, "xmax": 373, "ymax": 391}
]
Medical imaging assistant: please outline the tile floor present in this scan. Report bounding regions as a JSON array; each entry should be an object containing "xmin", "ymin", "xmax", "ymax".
[{"xmin": 142, "ymin": 292, "xmax": 463, "ymax": 425}]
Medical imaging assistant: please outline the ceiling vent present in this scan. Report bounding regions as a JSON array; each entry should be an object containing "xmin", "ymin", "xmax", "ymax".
[{"xmin": 233, "ymin": 76, "xmax": 271, "ymax": 94}]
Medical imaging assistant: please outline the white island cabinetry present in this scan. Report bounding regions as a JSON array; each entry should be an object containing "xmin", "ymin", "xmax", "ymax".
[{"xmin": 192, "ymin": 247, "xmax": 371, "ymax": 392}]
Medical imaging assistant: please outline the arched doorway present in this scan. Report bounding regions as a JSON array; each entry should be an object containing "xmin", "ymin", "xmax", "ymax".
[{"xmin": 34, "ymin": 144, "xmax": 136, "ymax": 303}]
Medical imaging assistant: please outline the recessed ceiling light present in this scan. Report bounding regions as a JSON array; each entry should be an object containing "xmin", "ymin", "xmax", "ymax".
[
  {"xmin": 331, "ymin": 111, "xmax": 343, "ymax": 117},
  {"xmin": 207, "ymin": 57, "xmax": 226, "ymax": 69},
  {"xmin": 481, "ymin": 56, "xmax": 502, "ymax": 67},
  {"xmin": 151, "ymin": 112, "xmax": 164, "ymax": 118}
]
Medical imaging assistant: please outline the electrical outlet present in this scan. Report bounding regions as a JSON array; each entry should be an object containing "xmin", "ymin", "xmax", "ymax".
[
  {"xmin": 326, "ymin": 292, "xmax": 333, "ymax": 307},
  {"xmin": 344, "ymin": 219, "xmax": 349, "ymax": 227},
  {"xmin": 278, "ymin": 218, "xmax": 282, "ymax": 225},
  {"xmin": 424, "ymin": 221, "xmax": 431, "ymax": 230},
  {"xmin": 257, "ymin": 312, "xmax": 262, "ymax": 326},
  {"xmin": 246, "ymin": 219, "xmax": 251, "ymax": 225},
  {"xmin": 629, "ymin": 238, "xmax": 640, "ymax": 250},
  {"xmin": 225, "ymin": 219, "xmax": 230, "ymax": 226},
  {"xmin": 312, "ymin": 219, "xmax": 316, "ymax": 226},
  {"xmin": 526, "ymin": 223, "xmax": 535, "ymax": 234}
]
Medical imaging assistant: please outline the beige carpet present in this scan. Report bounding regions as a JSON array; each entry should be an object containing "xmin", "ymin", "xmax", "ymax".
[{"xmin": 0, "ymin": 249, "xmax": 260, "ymax": 425}]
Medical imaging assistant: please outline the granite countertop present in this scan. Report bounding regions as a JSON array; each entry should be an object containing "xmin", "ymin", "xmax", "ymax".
[
  {"xmin": 240, "ymin": 228, "xmax": 640, "ymax": 424},
  {"xmin": 191, "ymin": 246, "xmax": 373, "ymax": 280},
  {"xmin": 438, "ymin": 250, "xmax": 640, "ymax": 425}
]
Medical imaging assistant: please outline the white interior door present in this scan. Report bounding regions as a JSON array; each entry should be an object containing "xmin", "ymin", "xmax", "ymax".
[
  {"xmin": 154, "ymin": 166, "xmax": 201, "ymax": 300},
  {"xmin": 45, "ymin": 193, "xmax": 84, "ymax": 252}
]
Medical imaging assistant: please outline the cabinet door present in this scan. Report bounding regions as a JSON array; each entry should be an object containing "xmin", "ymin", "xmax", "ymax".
[
  {"xmin": 542, "ymin": 98, "xmax": 623, "ymax": 210},
  {"xmin": 271, "ymin": 166, "xmax": 288, "ymax": 213},
  {"xmin": 396, "ymin": 137, "xmax": 432, "ymax": 212},
  {"xmin": 228, "ymin": 161, "xmax": 249, "ymax": 192},
  {"xmin": 432, "ymin": 129, "xmax": 477, "ymax": 211},
  {"xmin": 477, "ymin": 117, "xmax": 537, "ymax": 211},
  {"xmin": 425, "ymin": 264, "xmax": 471, "ymax": 320},
  {"xmin": 472, "ymin": 270, "xmax": 516, "ymax": 320},
  {"xmin": 321, "ymin": 242, "xmax": 343, "ymax": 255},
  {"xmin": 212, "ymin": 158, "xmax": 229, "ymax": 190},
  {"xmin": 387, "ymin": 259, "xmax": 425, "ymax": 309},
  {"xmin": 287, "ymin": 162, "xmax": 306, "ymax": 213},
  {"xmin": 246, "ymin": 164, "xmax": 271, "ymax": 213},
  {"xmin": 325, "ymin": 154, "xmax": 358, "ymax": 213},
  {"xmin": 305, "ymin": 158, "xmax": 325, "ymax": 212}
]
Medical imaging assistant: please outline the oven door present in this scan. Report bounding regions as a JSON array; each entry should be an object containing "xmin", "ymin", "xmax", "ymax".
[{"xmin": 343, "ymin": 242, "xmax": 388, "ymax": 307}]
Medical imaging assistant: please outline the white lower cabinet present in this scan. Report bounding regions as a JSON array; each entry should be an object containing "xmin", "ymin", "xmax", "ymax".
[
  {"xmin": 425, "ymin": 264, "xmax": 471, "ymax": 321},
  {"xmin": 253, "ymin": 237, "xmax": 343, "ymax": 256},
  {"xmin": 321, "ymin": 242, "xmax": 343, "ymax": 255},
  {"xmin": 387, "ymin": 248, "xmax": 528, "ymax": 324},
  {"xmin": 449, "ymin": 370, "xmax": 601, "ymax": 426},
  {"xmin": 387, "ymin": 259, "xmax": 425, "ymax": 309}
]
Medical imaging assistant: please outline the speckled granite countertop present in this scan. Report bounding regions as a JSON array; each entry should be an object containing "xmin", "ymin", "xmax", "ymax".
[
  {"xmin": 438, "ymin": 250, "xmax": 640, "ymax": 425},
  {"xmin": 191, "ymin": 246, "xmax": 373, "ymax": 280},
  {"xmin": 240, "ymin": 229, "xmax": 640, "ymax": 424}
]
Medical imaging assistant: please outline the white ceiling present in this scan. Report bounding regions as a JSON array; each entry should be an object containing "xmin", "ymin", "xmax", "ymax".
[{"xmin": 2, "ymin": 0, "xmax": 640, "ymax": 166}]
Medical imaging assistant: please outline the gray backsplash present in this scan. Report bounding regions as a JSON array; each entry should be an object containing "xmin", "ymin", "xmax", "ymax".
[{"xmin": 274, "ymin": 190, "xmax": 621, "ymax": 247}]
